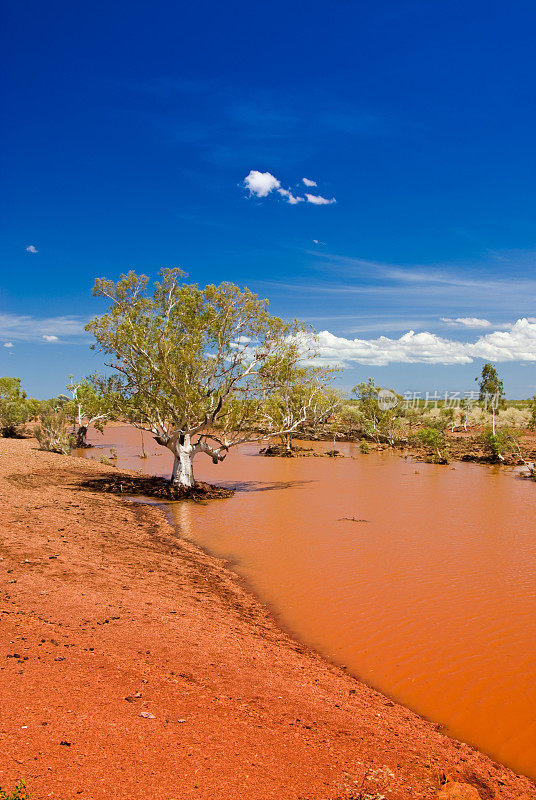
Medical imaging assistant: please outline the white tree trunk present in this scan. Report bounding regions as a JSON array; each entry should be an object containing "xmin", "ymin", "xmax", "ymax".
[{"xmin": 170, "ymin": 436, "xmax": 195, "ymax": 487}]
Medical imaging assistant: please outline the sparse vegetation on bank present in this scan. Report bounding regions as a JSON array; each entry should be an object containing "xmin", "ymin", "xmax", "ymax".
[{"xmin": 2, "ymin": 326, "xmax": 535, "ymax": 480}]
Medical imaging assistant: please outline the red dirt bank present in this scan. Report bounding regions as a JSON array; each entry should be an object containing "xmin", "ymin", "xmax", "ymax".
[{"xmin": 0, "ymin": 439, "xmax": 534, "ymax": 800}]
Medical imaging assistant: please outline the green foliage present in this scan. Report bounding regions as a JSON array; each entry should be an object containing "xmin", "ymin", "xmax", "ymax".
[
  {"xmin": 351, "ymin": 378, "xmax": 401, "ymax": 443},
  {"xmin": 86, "ymin": 269, "xmax": 330, "ymax": 483},
  {"xmin": 0, "ymin": 781, "xmax": 29, "ymax": 800},
  {"xmin": 33, "ymin": 400, "xmax": 74, "ymax": 454},
  {"xmin": 359, "ymin": 440, "xmax": 370, "ymax": 454},
  {"xmin": 417, "ymin": 426, "xmax": 448, "ymax": 463},
  {"xmin": 476, "ymin": 362, "xmax": 505, "ymax": 408},
  {"xmin": 528, "ymin": 396, "xmax": 536, "ymax": 431},
  {"xmin": 439, "ymin": 406, "xmax": 455, "ymax": 429},
  {"xmin": 263, "ymin": 367, "xmax": 344, "ymax": 447},
  {"xmin": 352, "ymin": 377, "xmax": 381, "ymax": 426},
  {"xmin": 478, "ymin": 426, "xmax": 517, "ymax": 461},
  {"xmin": 66, "ymin": 376, "xmax": 111, "ymax": 445},
  {"xmin": 0, "ymin": 377, "xmax": 31, "ymax": 437}
]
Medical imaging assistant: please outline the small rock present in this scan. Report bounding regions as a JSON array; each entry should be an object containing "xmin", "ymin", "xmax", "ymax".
[
  {"xmin": 437, "ymin": 782, "xmax": 481, "ymax": 799},
  {"xmin": 139, "ymin": 711, "xmax": 156, "ymax": 719}
]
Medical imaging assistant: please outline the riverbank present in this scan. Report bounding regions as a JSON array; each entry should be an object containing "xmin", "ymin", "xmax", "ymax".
[
  {"xmin": 297, "ymin": 425, "xmax": 536, "ymax": 467},
  {"xmin": 0, "ymin": 438, "xmax": 534, "ymax": 800}
]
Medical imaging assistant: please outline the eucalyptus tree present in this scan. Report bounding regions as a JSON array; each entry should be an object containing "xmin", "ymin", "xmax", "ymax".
[
  {"xmin": 0, "ymin": 376, "xmax": 31, "ymax": 437},
  {"xmin": 262, "ymin": 366, "xmax": 344, "ymax": 453},
  {"xmin": 352, "ymin": 377, "xmax": 401, "ymax": 444},
  {"xmin": 476, "ymin": 362, "xmax": 504, "ymax": 435},
  {"xmin": 86, "ymin": 269, "xmax": 332, "ymax": 487},
  {"xmin": 66, "ymin": 376, "xmax": 110, "ymax": 447}
]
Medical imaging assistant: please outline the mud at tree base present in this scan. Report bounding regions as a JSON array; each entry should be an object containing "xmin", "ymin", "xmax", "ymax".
[{"xmin": 78, "ymin": 472, "xmax": 235, "ymax": 501}]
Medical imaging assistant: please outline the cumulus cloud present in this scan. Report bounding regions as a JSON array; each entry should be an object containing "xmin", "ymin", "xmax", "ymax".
[
  {"xmin": 3, "ymin": 342, "xmax": 14, "ymax": 348},
  {"xmin": 244, "ymin": 171, "xmax": 336, "ymax": 205},
  {"xmin": 42, "ymin": 334, "xmax": 59, "ymax": 342},
  {"xmin": 441, "ymin": 317, "xmax": 492, "ymax": 328},
  {"xmin": 305, "ymin": 193, "xmax": 336, "ymax": 205},
  {"xmin": 26, "ymin": 245, "xmax": 38, "ymax": 254},
  {"xmin": 244, "ymin": 170, "xmax": 280, "ymax": 197},
  {"xmin": 311, "ymin": 318, "xmax": 536, "ymax": 367},
  {"xmin": 277, "ymin": 188, "xmax": 304, "ymax": 205}
]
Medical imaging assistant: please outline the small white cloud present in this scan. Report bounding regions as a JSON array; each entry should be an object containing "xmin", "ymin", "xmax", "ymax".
[
  {"xmin": 42, "ymin": 334, "xmax": 59, "ymax": 342},
  {"xmin": 244, "ymin": 172, "xmax": 336, "ymax": 207},
  {"xmin": 305, "ymin": 193, "xmax": 336, "ymax": 206},
  {"xmin": 26, "ymin": 245, "xmax": 38, "ymax": 254},
  {"xmin": 278, "ymin": 188, "xmax": 304, "ymax": 205},
  {"xmin": 313, "ymin": 239, "xmax": 326, "ymax": 245},
  {"xmin": 3, "ymin": 342, "xmax": 14, "ymax": 348},
  {"xmin": 440, "ymin": 317, "xmax": 492, "ymax": 328},
  {"xmin": 244, "ymin": 170, "xmax": 280, "ymax": 197}
]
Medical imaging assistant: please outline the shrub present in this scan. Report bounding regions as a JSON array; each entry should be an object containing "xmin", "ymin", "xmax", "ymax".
[
  {"xmin": 0, "ymin": 781, "xmax": 29, "ymax": 800},
  {"xmin": 417, "ymin": 426, "xmax": 448, "ymax": 463},
  {"xmin": 0, "ymin": 377, "xmax": 31, "ymax": 438},
  {"xmin": 478, "ymin": 426, "xmax": 516, "ymax": 461},
  {"xmin": 528, "ymin": 396, "xmax": 536, "ymax": 431},
  {"xmin": 34, "ymin": 403, "xmax": 74, "ymax": 454}
]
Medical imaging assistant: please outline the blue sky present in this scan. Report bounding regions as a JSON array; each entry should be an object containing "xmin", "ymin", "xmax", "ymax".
[{"xmin": 1, "ymin": 0, "xmax": 535, "ymax": 398}]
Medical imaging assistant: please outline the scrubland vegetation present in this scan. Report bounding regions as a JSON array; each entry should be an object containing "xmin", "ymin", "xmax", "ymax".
[{"xmin": 1, "ymin": 271, "xmax": 535, "ymax": 481}]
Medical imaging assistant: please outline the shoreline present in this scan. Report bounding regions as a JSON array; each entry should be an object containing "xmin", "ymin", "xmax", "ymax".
[{"xmin": 0, "ymin": 438, "xmax": 534, "ymax": 799}]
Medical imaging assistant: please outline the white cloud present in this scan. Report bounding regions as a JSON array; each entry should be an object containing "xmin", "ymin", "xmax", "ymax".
[
  {"xmin": 311, "ymin": 318, "xmax": 536, "ymax": 367},
  {"xmin": 313, "ymin": 239, "xmax": 326, "ymax": 245},
  {"xmin": 0, "ymin": 314, "xmax": 87, "ymax": 343},
  {"xmin": 26, "ymin": 245, "xmax": 38, "ymax": 254},
  {"xmin": 244, "ymin": 171, "xmax": 336, "ymax": 206},
  {"xmin": 244, "ymin": 170, "xmax": 280, "ymax": 197},
  {"xmin": 441, "ymin": 317, "xmax": 492, "ymax": 328},
  {"xmin": 305, "ymin": 193, "xmax": 336, "ymax": 205},
  {"xmin": 277, "ymin": 188, "xmax": 304, "ymax": 205},
  {"xmin": 3, "ymin": 342, "xmax": 14, "ymax": 348}
]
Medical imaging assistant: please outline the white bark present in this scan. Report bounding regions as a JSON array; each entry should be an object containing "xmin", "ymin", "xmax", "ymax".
[
  {"xmin": 166, "ymin": 432, "xmax": 229, "ymax": 488},
  {"xmin": 169, "ymin": 436, "xmax": 195, "ymax": 487}
]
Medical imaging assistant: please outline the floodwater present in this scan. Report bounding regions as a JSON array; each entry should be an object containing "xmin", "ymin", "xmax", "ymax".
[{"xmin": 81, "ymin": 425, "xmax": 536, "ymax": 779}]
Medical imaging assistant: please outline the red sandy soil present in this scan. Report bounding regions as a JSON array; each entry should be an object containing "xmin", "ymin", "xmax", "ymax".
[{"xmin": 0, "ymin": 439, "xmax": 534, "ymax": 800}]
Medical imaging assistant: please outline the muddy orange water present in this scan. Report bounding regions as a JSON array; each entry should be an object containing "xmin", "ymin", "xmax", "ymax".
[{"xmin": 81, "ymin": 426, "xmax": 536, "ymax": 779}]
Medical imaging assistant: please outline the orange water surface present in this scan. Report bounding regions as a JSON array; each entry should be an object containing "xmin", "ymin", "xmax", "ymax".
[{"xmin": 82, "ymin": 426, "xmax": 536, "ymax": 779}]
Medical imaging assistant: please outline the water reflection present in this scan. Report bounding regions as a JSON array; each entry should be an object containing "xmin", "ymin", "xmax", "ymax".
[{"xmin": 80, "ymin": 425, "xmax": 536, "ymax": 780}]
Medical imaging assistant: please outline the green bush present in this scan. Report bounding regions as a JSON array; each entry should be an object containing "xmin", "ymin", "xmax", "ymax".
[
  {"xmin": 0, "ymin": 377, "xmax": 31, "ymax": 438},
  {"xmin": 0, "ymin": 781, "xmax": 29, "ymax": 800},
  {"xmin": 528, "ymin": 396, "xmax": 536, "ymax": 431},
  {"xmin": 33, "ymin": 402, "xmax": 74, "ymax": 454},
  {"xmin": 478, "ymin": 426, "xmax": 516, "ymax": 461},
  {"xmin": 417, "ymin": 426, "xmax": 448, "ymax": 463}
]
